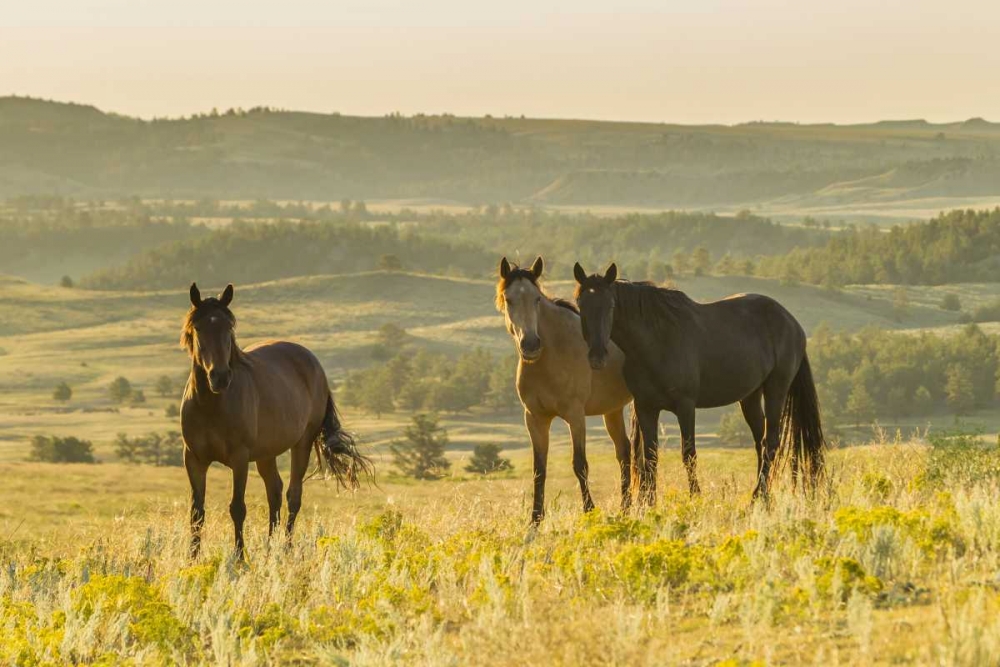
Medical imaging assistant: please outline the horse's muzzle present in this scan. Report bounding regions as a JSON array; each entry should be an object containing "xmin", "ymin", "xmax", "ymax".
[
  {"xmin": 208, "ymin": 369, "xmax": 232, "ymax": 393},
  {"xmin": 520, "ymin": 336, "xmax": 542, "ymax": 363}
]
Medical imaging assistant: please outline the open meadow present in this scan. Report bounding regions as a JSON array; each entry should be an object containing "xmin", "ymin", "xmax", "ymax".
[
  {"xmin": 5, "ymin": 441, "xmax": 1000, "ymax": 665},
  {"xmin": 3, "ymin": 263, "xmax": 1000, "ymax": 664}
]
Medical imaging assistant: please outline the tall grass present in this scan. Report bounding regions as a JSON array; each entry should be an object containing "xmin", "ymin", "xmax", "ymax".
[{"xmin": 3, "ymin": 442, "xmax": 1000, "ymax": 664}]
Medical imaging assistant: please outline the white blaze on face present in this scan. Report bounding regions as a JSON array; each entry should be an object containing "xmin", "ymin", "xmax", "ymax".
[{"xmin": 505, "ymin": 279, "xmax": 542, "ymax": 358}]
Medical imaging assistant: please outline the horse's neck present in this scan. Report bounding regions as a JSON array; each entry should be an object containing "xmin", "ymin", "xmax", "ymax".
[{"xmin": 537, "ymin": 299, "xmax": 577, "ymax": 351}]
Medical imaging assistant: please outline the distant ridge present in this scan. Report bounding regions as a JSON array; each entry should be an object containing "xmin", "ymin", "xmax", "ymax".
[{"xmin": 2, "ymin": 96, "xmax": 1000, "ymax": 207}]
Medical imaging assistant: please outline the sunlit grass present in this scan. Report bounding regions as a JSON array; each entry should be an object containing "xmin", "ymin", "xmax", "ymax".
[{"xmin": 4, "ymin": 443, "xmax": 1000, "ymax": 664}]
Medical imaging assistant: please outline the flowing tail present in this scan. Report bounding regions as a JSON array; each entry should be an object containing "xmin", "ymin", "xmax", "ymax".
[
  {"xmin": 778, "ymin": 354, "xmax": 826, "ymax": 487},
  {"xmin": 318, "ymin": 394, "xmax": 375, "ymax": 490}
]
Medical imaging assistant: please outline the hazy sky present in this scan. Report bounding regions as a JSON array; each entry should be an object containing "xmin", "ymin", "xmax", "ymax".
[{"xmin": 3, "ymin": 0, "xmax": 998, "ymax": 124}]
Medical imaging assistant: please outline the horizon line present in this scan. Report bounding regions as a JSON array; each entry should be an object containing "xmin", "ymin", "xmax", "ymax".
[{"xmin": 3, "ymin": 94, "xmax": 996, "ymax": 129}]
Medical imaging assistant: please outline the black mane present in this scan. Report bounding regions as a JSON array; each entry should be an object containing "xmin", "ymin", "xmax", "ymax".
[{"xmin": 611, "ymin": 280, "xmax": 696, "ymax": 327}]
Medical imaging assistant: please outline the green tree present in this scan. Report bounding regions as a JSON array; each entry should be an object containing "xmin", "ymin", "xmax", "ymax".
[
  {"xmin": 390, "ymin": 414, "xmax": 451, "ymax": 480},
  {"xmin": 59, "ymin": 275, "xmax": 74, "ymax": 288},
  {"xmin": 672, "ymin": 250, "xmax": 690, "ymax": 276},
  {"xmin": 165, "ymin": 403, "xmax": 180, "ymax": 419},
  {"xmin": 892, "ymin": 287, "xmax": 910, "ymax": 322},
  {"xmin": 108, "ymin": 376, "xmax": 133, "ymax": 404},
  {"xmin": 846, "ymin": 376, "xmax": 876, "ymax": 426},
  {"xmin": 52, "ymin": 381, "xmax": 72, "ymax": 401},
  {"xmin": 940, "ymin": 293, "xmax": 962, "ymax": 312},
  {"xmin": 946, "ymin": 365, "xmax": 975, "ymax": 415},
  {"xmin": 155, "ymin": 375, "xmax": 175, "ymax": 398},
  {"xmin": 359, "ymin": 370, "xmax": 395, "ymax": 418},
  {"xmin": 130, "ymin": 389, "xmax": 147, "ymax": 405},
  {"xmin": 465, "ymin": 443, "xmax": 512, "ymax": 474},
  {"xmin": 692, "ymin": 247, "xmax": 711, "ymax": 276},
  {"xmin": 485, "ymin": 354, "xmax": 520, "ymax": 412},
  {"xmin": 31, "ymin": 435, "xmax": 95, "ymax": 463},
  {"xmin": 914, "ymin": 386, "xmax": 933, "ymax": 414},
  {"xmin": 717, "ymin": 408, "xmax": 750, "ymax": 446}
]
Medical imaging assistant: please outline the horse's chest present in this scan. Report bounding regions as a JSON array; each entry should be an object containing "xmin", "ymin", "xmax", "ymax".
[
  {"xmin": 516, "ymin": 364, "xmax": 586, "ymax": 416},
  {"xmin": 182, "ymin": 404, "xmax": 254, "ymax": 465}
]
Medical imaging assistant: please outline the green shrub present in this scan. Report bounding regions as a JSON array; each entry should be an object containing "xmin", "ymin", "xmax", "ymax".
[
  {"xmin": 52, "ymin": 381, "xmax": 72, "ymax": 401},
  {"xmin": 29, "ymin": 435, "xmax": 96, "ymax": 463},
  {"xmin": 465, "ymin": 443, "xmax": 512, "ymax": 474},
  {"xmin": 923, "ymin": 429, "xmax": 1000, "ymax": 487}
]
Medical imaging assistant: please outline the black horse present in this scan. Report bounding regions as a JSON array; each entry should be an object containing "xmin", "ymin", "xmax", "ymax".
[{"xmin": 573, "ymin": 262, "xmax": 825, "ymax": 503}]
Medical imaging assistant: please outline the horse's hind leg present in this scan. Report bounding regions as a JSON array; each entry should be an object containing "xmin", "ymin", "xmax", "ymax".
[
  {"xmin": 739, "ymin": 388, "xmax": 765, "ymax": 479},
  {"xmin": 567, "ymin": 411, "xmax": 595, "ymax": 514},
  {"xmin": 755, "ymin": 376, "xmax": 793, "ymax": 499},
  {"xmin": 285, "ymin": 436, "xmax": 313, "ymax": 536},
  {"xmin": 603, "ymin": 410, "xmax": 631, "ymax": 512},
  {"xmin": 525, "ymin": 410, "xmax": 553, "ymax": 523},
  {"xmin": 256, "ymin": 457, "xmax": 284, "ymax": 538},
  {"xmin": 677, "ymin": 401, "xmax": 700, "ymax": 495}
]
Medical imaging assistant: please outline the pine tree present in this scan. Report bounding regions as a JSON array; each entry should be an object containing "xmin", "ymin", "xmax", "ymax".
[
  {"xmin": 390, "ymin": 414, "xmax": 451, "ymax": 480},
  {"xmin": 465, "ymin": 443, "xmax": 512, "ymax": 474}
]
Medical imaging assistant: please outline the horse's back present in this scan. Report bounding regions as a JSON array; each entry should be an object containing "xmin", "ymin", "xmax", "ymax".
[
  {"xmin": 244, "ymin": 341, "xmax": 330, "ymax": 443},
  {"xmin": 689, "ymin": 293, "xmax": 806, "ymax": 406}
]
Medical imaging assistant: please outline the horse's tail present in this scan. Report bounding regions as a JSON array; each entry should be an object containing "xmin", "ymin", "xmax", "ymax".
[
  {"xmin": 778, "ymin": 354, "xmax": 826, "ymax": 487},
  {"xmin": 319, "ymin": 393, "xmax": 375, "ymax": 490}
]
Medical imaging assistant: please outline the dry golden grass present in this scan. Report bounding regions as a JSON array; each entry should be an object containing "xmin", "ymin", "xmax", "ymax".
[{"xmin": 4, "ymin": 443, "xmax": 1000, "ymax": 665}]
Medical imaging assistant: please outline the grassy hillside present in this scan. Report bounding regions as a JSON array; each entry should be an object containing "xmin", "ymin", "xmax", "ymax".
[
  {"xmin": 4, "ymin": 97, "xmax": 1000, "ymax": 210},
  {"xmin": 0, "ymin": 270, "xmax": 966, "ymax": 461}
]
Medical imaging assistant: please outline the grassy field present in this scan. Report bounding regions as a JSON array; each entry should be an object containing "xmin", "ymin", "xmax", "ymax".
[
  {"xmin": 4, "ymin": 442, "xmax": 1000, "ymax": 665},
  {"xmin": 4, "ymin": 270, "xmax": 1000, "ymax": 664}
]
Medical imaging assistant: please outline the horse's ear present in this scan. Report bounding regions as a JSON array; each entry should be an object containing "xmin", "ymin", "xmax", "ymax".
[
  {"xmin": 499, "ymin": 256, "xmax": 511, "ymax": 279},
  {"xmin": 530, "ymin": 256, "xmax": 543, "ymax": 278},
  {"xmin": 573, "ymin": 262, "xmax": 587, "ymax": 284},
  {"xmin": 189, "ymin": 282, "xmax": 202, "ymax": 307},
  {"xmin": 604, "ymin": 263, "xmax": 618, "ymax": 284},
  {"xmin": 219, "ymin": 284, "xmax": 234, "ymax": 307}
]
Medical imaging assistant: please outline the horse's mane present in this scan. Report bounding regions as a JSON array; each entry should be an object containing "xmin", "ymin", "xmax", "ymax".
[
  {"xmin": 179, "ymin": 299, "xmax": 251, "ymax": 366},
  {"xmin": 494, "ymin": 267, "xmax": 579, "ymax": 314},
  {"xmin": 606, "ymin": 280, "xmax": 697, "ymax": 329}
]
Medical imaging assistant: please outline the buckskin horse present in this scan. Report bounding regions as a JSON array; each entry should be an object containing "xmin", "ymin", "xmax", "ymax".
[{"xmin": 496, "ymin": 257, "xmax": 633, "ymax": 522}]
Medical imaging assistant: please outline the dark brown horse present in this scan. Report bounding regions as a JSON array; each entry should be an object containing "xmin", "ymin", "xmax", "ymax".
[
  {"xmin": 180, "ymin": 283, "xmax": 372, "ymax": 559},
  {"xmin": 573, "ymin": 263, "xmax": 825, "ymax": 503}
]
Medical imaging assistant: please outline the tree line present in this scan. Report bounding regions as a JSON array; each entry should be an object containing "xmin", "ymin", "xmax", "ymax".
[
  {"xmin": 749, "ymin": 208, "xmax": 1000, "ymax": 287},
  {"xmin": 810, "ymin": 323, "xmax": 1000, "ymax": 425},
  {"xmin": 339, "ymin": 348, "xmax": 519, "ymax": 418}
]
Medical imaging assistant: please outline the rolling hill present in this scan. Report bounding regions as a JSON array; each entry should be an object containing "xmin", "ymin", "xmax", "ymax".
[{"xmin": 3, "ymin": 97, "xmax": 1000, "ymax": 210}]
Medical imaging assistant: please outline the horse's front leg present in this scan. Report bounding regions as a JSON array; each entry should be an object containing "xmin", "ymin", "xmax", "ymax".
[
  {"xmin": 524, "ymin": 410, "xmax": 553, "ymax": 524},
  {"xmin": 567, "ymin": 411, "xmax": 595, "ymax": 513},
  {"xmin": 184, "ymin": 450, "xmax": 208, "ymax": 559},
  {"xmin": 676, "ymin": 401, "xmax": 700, "ymax": 495},
  {"xmin": 229, "ymin": 448, "xmax": 250, "ymax": 560},
  {"xmin": 603, "ymin": 410, "xmax": 632, "ymax": 512}
]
